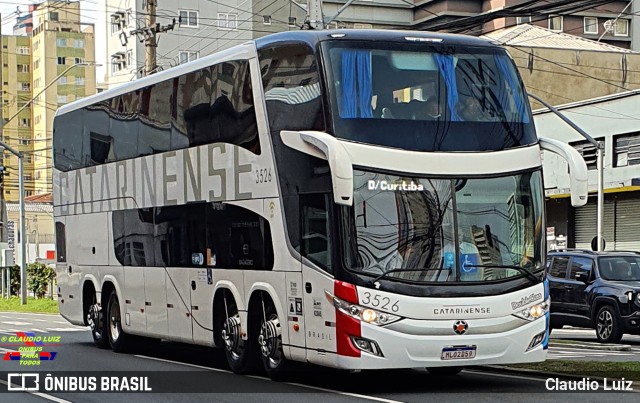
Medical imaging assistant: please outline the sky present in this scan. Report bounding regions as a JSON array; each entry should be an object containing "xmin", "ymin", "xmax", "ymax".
[{"xmin": 1, "ymin": 0, "xmax": 107, "ymax": 81}]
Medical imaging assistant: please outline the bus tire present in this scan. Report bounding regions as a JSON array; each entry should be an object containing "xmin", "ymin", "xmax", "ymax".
[
  {"xmin": 426, "ymin": 367, "xmax": 463, "ymax": 376},
  {"xmin": 106, "ymin": 289, "xmax": 133, "ymax": 353},
  {"xmin": 87, "ymin": 293, "xmax": 108, "ymax": 349},
  {"xmin": 220, "ymin": 295, "xmax": 258, "ymax": 373},
  {"xmin": 259, "ymin": 300, "xmax": 292, "ymax": 381}
]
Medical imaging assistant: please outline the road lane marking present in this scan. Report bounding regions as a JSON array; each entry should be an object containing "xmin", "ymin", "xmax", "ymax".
[
  {"xmin": 0, "ymin": 379, "xmax": 73, "ymax": 403},
  {"xmin": 135, "ymin": 354, "xmax": 404, "ymax": 402}
]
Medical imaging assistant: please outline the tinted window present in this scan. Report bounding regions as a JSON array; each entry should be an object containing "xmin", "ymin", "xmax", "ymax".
[
  {"xmin": 113, "ymin": 208, "xmax": 155, "ymax": 266},
  {"xmin": 301, "ymin": 194, "xmax": 332, "ymax": 272},
  {"xmin": 259, "ymin": 45, "xmax": 325, "ymax": 132},
  {"xmin": 548, "ymin": 256, "xmax": 569, "ymax": 278},
  {"xmin": 54, "ymin": 60, "xmax": 259, "ymax": 172},
  {"xmin": 112, "ymin": 202, "xmax": 273, "ymax": 270},
  {"xmin": 175, "ymin": 60, "xmax": 259, "ymax": 152},
  {"xmin": 598, "ymin": 256, "xmax": 640, "ymax": 281},
  {"xmin": 55, "ymin": 222, "xmax": 66, "ymax": 263},
  {"xmin": 569, "ymin": 257, "xmax": 593, "ymax": 280}
]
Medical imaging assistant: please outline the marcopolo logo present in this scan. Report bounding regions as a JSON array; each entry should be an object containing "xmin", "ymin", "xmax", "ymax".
[
  {"xmin": 368, "ymin": 180, "xmax": 424, "ymax": 192},
  {"xmin": 511, "ymin": 293, "xmax": 543, "ymax": 310}
]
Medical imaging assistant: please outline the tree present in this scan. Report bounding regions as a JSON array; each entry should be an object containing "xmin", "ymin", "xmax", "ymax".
[{"xmin": 26, "ymin": 262, "xmax": 55, "ymax": 299}]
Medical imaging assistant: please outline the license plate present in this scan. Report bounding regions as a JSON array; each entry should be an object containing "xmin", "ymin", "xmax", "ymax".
[{"xmin": 441, "ymin": 345, "xmax": 477, "ymax": 360}]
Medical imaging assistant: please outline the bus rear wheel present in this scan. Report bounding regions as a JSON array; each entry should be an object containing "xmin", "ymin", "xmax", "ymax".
[
  {"xmin": 258, "ymin": 302, "xmax": 292, "ymax": 380},
  {"xmin": 87, "ymin": 293, "xmax": 108, "ymax": 348},
  {"xmin": 107, "ymin": 290, "xmax": 133, "ymax": 352},
  {"xmin": 221, "ymin": 295, "xmax": 256, "ymax": 373}
]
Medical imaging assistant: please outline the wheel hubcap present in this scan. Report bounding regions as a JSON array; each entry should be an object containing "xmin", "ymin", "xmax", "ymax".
[
  {"xmin": 88, "ymin": 304, "xmax": 101, "ymax": 334},
  {"xmin": 109, "ymin": 299, "xmax": 120, "ymax": 341},
  {"xmin": 258, "ymin": 314, "xmax": 282, "ymax": 368},
  {"xmin": 597, "ymin": 310, "xmax": 613, "ymax": 339},
  {"xmin": 222, "ymin": 314, "xmax": 243, "ymax": 359}
]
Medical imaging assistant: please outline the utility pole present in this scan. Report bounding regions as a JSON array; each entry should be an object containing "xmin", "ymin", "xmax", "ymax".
[
  {"xmin": 145, "ymin": 0, "xmax": 157, "ymax": 76},
  {"xmin": 129, "ymin": 0, "xmax": 175, "ymax": 76}
]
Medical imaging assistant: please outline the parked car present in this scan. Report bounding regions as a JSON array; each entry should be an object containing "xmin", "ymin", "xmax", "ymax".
[{"xmin": 546, "ymin": 249, "xmax": 640, "ymax": 343}]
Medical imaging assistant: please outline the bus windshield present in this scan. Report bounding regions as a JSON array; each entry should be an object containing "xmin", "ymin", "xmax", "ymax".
[
  {"xmin": 341, "ymin": 170, "xmax": 544, "ymax": 284},
  {"xmin": 322, "ymin": 41, "xmax": 536, "ymax": 152}
]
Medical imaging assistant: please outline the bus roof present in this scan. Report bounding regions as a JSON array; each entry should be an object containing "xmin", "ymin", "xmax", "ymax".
[
  {"xmin": 255, "ymin": 29, "xmax": 499, "ymax": 50},
  {"xmin": 56, "ymin": 29, "xmax": 500, "ymax": 118}
]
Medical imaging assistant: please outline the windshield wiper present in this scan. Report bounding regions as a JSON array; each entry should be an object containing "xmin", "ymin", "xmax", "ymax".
[
  {"xmin": 463, "ymin": 264, "xmax": 541, "ymax": 285},
  {"xmin": 371, "ymin": 268, "xmax": 448, "ymax": 286}
]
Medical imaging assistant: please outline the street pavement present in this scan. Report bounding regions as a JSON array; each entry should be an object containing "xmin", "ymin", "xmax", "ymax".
[
  {"xmin": 1, "ymin": 312, "xmax": 639, "ymax": 402},
  {"xmin": 549, "ymin": 327, "xmax": 640, "ymax": 361}
]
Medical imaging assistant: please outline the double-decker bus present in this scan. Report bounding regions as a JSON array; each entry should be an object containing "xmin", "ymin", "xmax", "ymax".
[{"xmin": 53, "ymin": 30, "xmax": 588, "ymax": 379}]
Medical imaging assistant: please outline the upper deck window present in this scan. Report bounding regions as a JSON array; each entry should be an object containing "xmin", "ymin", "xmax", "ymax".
[{"xmin": 322, "ymin": 41, "xmax": 536, "ymax": 152}]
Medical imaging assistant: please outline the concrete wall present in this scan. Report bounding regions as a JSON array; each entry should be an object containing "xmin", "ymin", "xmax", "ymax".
[
  {"xmin": 510, "ymin": 46, "xmax": 640, "ymax": 109},
  {"xmin": 534, "ymin": 91, "xmax": 640, "ymax": 197}
]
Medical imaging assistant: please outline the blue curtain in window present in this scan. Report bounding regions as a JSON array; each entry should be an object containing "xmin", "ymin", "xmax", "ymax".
[
  {"xmin": 340, "ymin": 50, "xmax": 373, "ymax": 118},
  {"xmin": 494, "ymin": 54, "xmax": 530, "ymax": 123},
  {"xmin": 433, "ymin": 53, "xmax": 461, "ymax": 122}
]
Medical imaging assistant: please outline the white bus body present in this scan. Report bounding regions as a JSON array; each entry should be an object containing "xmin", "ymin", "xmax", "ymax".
[{"xmin": 53, "ymin": 30, "xmax": 587, "ymax": 378}]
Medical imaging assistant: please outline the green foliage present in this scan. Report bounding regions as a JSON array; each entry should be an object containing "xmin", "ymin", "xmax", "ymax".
[
  {"xmin": 9, "ymin": 265, "xmax": 20, "ymax": 296},
  {"xmin": 26, "ymin": 263, "xmax": 55, "ymax": 299},
  {"xmin": 0, "ymin": 296, "xmax": 58, "ymax": 313}
]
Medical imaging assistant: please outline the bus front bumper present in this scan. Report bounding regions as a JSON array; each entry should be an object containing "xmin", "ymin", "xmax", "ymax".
[{"xmin": 335, "ymin": 316, "xmax": 547, "ymax": 370}]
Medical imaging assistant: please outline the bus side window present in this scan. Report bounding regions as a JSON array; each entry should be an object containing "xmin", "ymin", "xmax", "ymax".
[
  {"xmin": 259, "ymin": 45, "xmax": 325, "ymax": 133},
  {"xmin": 300, "ymin": 194, "xmax": 332, "ymax": 274},
  {"xmin": 177, "ymin": 60, "xmax": 260, "ymax": 154}
]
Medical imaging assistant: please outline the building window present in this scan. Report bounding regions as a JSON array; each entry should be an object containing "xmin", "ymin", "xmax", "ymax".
[
  {"xmin": 548, "ymin": 15, "xmax": 563, "ymax": 32},
  {"xmin": 59, "ymin": 76, "xmax": 68, "ymax": 85},
  {"xmin": 56, "ymin": 38, "xmax": 67, "ymax": 47},
  {"xmin": 179, "ymin": 10, "xmax": 198, "ymax": 27},
  {"xmin": 18, "ymin": 64, "xmax": 30, "ymax": 73},
  {"xmin": 353, "ymin": 23, "xmax": 373, "ymax": 29},
  {"xmin": 34, "ymin": 59, "xmax": 40, "ymax": 70},
  {"xmin": 584, "ymin": 17, "xmax": 598, "ymax": 34},
  {"xmin": 263, "ymin": 15, "xmax": 272, "ymax": 25},
  {"xmin": 179, "ymin": 51, "xmax": 199, "ymax": 64},
  {"xmin": 76, "ymin": 77, "xmax": 84, "ymax": 86},
  {"xmin": 20, "ymin": 82, "xmax": 30, "ymax": 91},
  {"xmin": 127, "ymin": 50, "xmax": 133, "ymax": 66},
  {"xmin": 34, "ymin": 40, "xmax": 39, "ymax": 51},
  {"xmin": 570, "ymin": 138, "xmax": 604, "ymax": 170},
  {"xmin": 111, "ymin": 63, "xmax": 122, "ymax": 73},
  {"xmin": 50, "ymin": 12, "xmax": 59, "ymax": 21},
  {"xmin": 17, "ymin": 46, "xmax": 30, "ymax": 55},
  {"xmin": 614, "ymin": 133, "xmax": 640, "ymax": 167},
  {"xmin": 111, "ymin": 21, "xmax": 120, "ymax": 34},
  {"xmin": 34, "ymin": 115, "xmax": 41, "ymax": 125},
  {"xmin": 57, "ymin": 95, "xmax": 68, "ymax": 104},
  {"xmin": 289, "ymin": 17, "xmax": 297, "ymax": 28},
  {"xmin": 614, "ymin": 19, "xmax": 629, "ymax": 36},
  {"xmin": 517, "ymin": 16, "xmax": 532, "ymax": 25},
  {"xmin": 34, "ymin": 78, "xmax": 41, "ymax": 88},
  {"xmin": 19, "ymin": 118, "xmax": 31, "ymax": 127},
  {"xmin": 57, "ymin": 57, "xmax": 66, "ymax": 65},
  {"xmin": 217, "ymin": 13, "xmax": 237, "ymax": 30},
  {"xmin": 74, "ymin": 57, "xmax": 85, "ymax": 64},
  {"xmin": 73, "ymin": 39, "xmax": 85, "ymax": 48},
  {"xmin": 25, "ymin": 155, "xmax": 32, "ymax": 163},
  {"xmin": 18, "ymin": 139, "xmax": 30, "ymax": 145}
]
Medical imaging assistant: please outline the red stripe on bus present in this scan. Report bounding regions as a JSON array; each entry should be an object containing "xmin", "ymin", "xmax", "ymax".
[{"xmin": 334, "ymin": 281, "xmax": 361, "ymax": 357}]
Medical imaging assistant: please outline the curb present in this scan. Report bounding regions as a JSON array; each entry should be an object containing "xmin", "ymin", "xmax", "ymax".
[{"xmin": 549, "ymin": 341, "xmax": 631, "ymax": 351}]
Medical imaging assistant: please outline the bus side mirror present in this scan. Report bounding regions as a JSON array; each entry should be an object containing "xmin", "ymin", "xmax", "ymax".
[
  {"xmin": 280, "ymin": 130, "xmax": 353, "ymax": 206},
  {"xmin": 539, "ymin": 137, "xmax": 588, "ymax": 207}
]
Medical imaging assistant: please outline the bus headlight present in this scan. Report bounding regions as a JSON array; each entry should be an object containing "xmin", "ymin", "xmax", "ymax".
[
  {"xmin": 513, "ymin": 298, "xmax": 550, "ymax": 321},
  {"xmin": 325, "ymin": 291, "xmax": 402, "ymax": 326}
]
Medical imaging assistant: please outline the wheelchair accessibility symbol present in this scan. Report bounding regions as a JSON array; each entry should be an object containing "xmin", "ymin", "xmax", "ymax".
[{"xmin": 461, "ymin": 254, "xmax": 478, "ymax": 273}]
